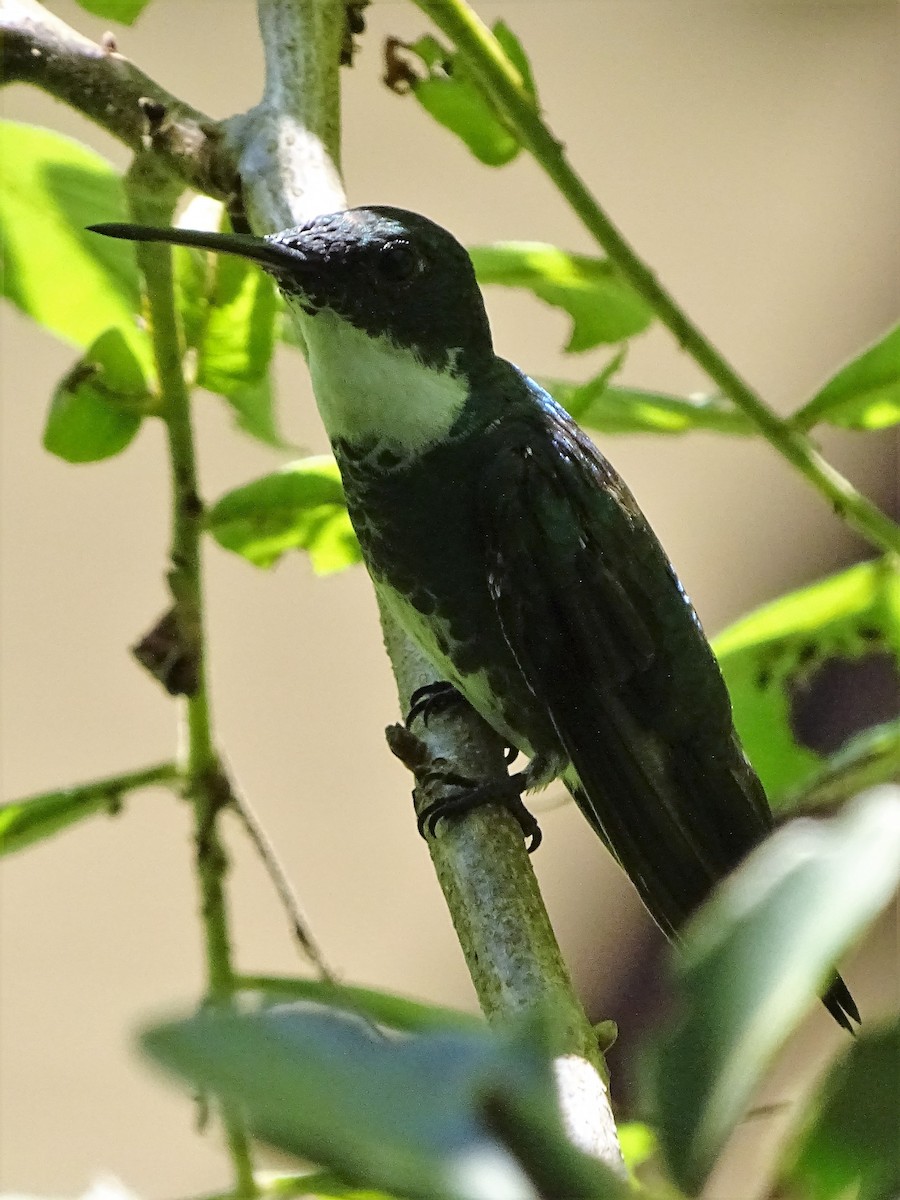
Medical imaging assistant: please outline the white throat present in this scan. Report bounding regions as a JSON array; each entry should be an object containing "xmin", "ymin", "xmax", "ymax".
[{"xmin": 300, "ymin": 308, "xmax": 469, "ymax": 457}]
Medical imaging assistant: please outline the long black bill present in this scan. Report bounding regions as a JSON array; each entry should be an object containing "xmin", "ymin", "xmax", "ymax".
[{"xmin": 87, "ymin": 223, "xmax": 306, "ymax": 272}]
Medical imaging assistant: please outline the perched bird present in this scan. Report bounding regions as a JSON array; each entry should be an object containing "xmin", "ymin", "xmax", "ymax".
[{"xmin": 91, "ymin": 207, "xmax": 857, "ymax": 1029}]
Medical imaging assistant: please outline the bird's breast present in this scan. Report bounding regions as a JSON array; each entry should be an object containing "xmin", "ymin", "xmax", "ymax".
[{"xmin": 334, "ymin": 434, "xmax": 559, "ymax": 759}]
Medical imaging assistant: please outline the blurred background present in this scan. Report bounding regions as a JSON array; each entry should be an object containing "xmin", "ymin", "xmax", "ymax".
[{"xmin": 1, "ymin": 2, "xmax": 898, "ymax": 1198}]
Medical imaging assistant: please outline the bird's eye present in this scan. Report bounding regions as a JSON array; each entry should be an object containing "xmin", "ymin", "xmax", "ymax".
[{"xmin": 378, "ymin": 240, "xmax": 421, "ymax": 282}]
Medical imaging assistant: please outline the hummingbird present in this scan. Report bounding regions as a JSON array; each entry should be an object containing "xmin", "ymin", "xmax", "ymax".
[{"xmin": 91, "ymin": 207, "xmax": 858, "ymax": 1029}]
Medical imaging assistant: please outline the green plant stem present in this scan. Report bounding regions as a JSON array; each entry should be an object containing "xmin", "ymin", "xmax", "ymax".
[
  {"xmin": 414, "ymin": 0, "xmax": 900, "ymax": 559},
  {"xmin": 126, "ymin": 159, "xmax": 255, "ymax": 1198}
]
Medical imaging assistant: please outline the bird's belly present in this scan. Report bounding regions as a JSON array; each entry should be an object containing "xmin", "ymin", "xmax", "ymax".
[{"xmin": 374, "ymin": 579, "xmax": 532, "ymax": 755}]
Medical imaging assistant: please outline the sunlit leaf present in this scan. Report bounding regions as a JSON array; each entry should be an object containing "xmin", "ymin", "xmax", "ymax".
[
  {"xmin": 713, "ymin": 559, "xmax": 900, "ymax": 807},
  {"xmin": 0, "ymin": 121, "xmax": 140, "ymax": 346},
  {"xmin": 781, "ymin": 1017, "xmax": 900, "ymax": 1200},
  {"xmin": 142, "ymin": 1004, "xmax": 621, "ymax": 1200},
  {"xmin": 237, "ymin": 976, "xmax": 484, "ymax": 1035},
  {"xmin": 172, "ymin": 196, "xmax": 285, "ymax": 446},
  {"xmin": 74, "ymin": 0, "xmax": 152, "ymax": 23},
  {"xmin": 206, "ymin": 457, "xmax": 361, "ymax": 574},
  {"xmin": 402, "ymin": 23, "xmax": 535, "ymax": 167},
  {"xmin": 470, "ymin": 243, "xmax": 652, "ymax": 350},
  {"xmin": 547, "ymin": 376, "xmax": 751, "ymax": 435},
  {"xmin": 793, "ymin": 324, "xmax": 900, "ymax": 431},
  {"xmin": 43, "ymin": 325, "xmax": 153, "ymax": 462},
  {"xmin": 219, "ymin": 374, "xmax": 288, "ymax": 449},
  {"xmin": 195, "ymin": 250, "xmax": 278, "ymax": 396},
  {"xmin": 647, "ymin": 787, "xmax": 900, "ymax": 1195}
]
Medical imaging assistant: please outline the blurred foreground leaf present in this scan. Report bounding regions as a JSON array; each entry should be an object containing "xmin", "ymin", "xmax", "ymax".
[
  {"xmin": 43, "ymin": 325, "xmax": 154, "ymax": 462},
  {"xmin": 793, "ymin": 323, "xmax": 900, "ymax": 432},
  {"xmin": 470, "ymin": 243, "xmax": 652, "ymax": 351},
  {"xmin": 207, "ymin": 457, "xmax": 361, "ymax": 574},
  {"xmin": 647, "ymin": 787, "xmax": 900, "ymax": 1195},
  {"xmin": 237, "ymin": 975, "xmax": 484, "ymax": 1034},
  {"xmin": 782, "ymin": 1017, "xmax": 900, "ymax": 1200},
  {"xmin": 0, "ymin": 121, "xmax": 139, "ymax": 346},
  {"xmin": 714, "ymin": 559, "xmax": 900, "ymax": 806},
  {"xmin": 399, "ymin": 23, "xmax": 535, "ymax": 166},
  {"xmin": 142, "ymin": 1004, "xmax": 623, "ymax": 1200}
]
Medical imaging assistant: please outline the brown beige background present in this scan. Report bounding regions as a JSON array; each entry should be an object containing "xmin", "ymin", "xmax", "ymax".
[{"xmin": 1, "ymin": 3, "xmax": 898, "ymax": 1198}]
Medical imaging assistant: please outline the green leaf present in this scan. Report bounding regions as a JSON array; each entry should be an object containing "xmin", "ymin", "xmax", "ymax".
[
  {"xmin": 713, "ymin": 559, "xmax": 900, "ymax": 807},
  {"xmin": 237, "ymin": 976, "xmax": 485, "ymax": 1035},
  {"xmin": 647, "ymin": 787, "xmax": 900, "ymax": 1195},
  {"xmin": 470, "ymin": 243, "xmax": 653, "ymax": 350},
  {"xmin": 0, "ymin": 121, "xmax": 140, "ymax": 347},
  {"xmin": 172, "ymin": 196, "xmax": 284, "ymax": 447},
  {"xmin": 780, "ymin": 719, "xmax": 900, "ymax": 817},
  {"xmin": 220, "ymin": 374, "xmax": 288, "ymax": 449},
  {"xmin": 404, "ymin": 23, "xmax": 535, "ymax": 167},
  {"xmin": 0, "ymin": 789, "xmax": 110, "ymax": 858},
  {"xmin": 206, "ymin": 457, "xmax": 362, "ymax": 574},
  {"xmin": 781, "ymin": 1017, "xmax": 900, "ymax": 1200},
  {"xmin": 0, "ymin": 763, "xmax": 175, "ymax": 857},
  {"xmin": 43, "ymin": 325, "xmax": 153, "ymax": 462},
  {"xmin": 141, "ymin": 1005, "xmax": 619, "ymax": 1200},
  {"xmin": 547, "ymin": 376, "xmax": 751, "ymax": 435},
  {"xmin": 195, "ymin": 248, "xmax": 278, "ymax": 396},
  {"xmin": 793, "ymin": 323, "xmax": 900, "ymax": 431},
  {"xmin": 74, "ymin": 0, "xmax": 152, "ymax": 22}
]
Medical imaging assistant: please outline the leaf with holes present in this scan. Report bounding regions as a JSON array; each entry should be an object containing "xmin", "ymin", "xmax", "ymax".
[{"xmin": 713, "ymin": 559, "xmax": 900, "ymax": 809}]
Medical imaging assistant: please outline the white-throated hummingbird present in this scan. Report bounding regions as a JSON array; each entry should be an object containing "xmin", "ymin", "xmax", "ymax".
[{"xmin": 91, "ymin": 207, "xmax": 858, "ymax": 1029}]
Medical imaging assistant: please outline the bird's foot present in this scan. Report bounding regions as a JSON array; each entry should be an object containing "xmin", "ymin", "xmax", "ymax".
[
  {"xmin": 405, "ymin": 681, "xmax": 466, "ymax": 729},
  {"xmin": 416, "ymin": 769, "xmax": 542, "ymax": 853},
  {"xmin": 406, "ymin": 682, "xmax": 518, "ymax": 763}
]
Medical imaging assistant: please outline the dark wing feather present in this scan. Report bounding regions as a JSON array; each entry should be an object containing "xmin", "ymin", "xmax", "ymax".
[{"xmin": 481, "ymin": 397, "xmax": 772, "ymax": 936}]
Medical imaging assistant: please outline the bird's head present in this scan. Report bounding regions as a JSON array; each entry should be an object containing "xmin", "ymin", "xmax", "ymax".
[{"xmin": 92, "ymin": 206, "xmax": 497, "ymax": 456}]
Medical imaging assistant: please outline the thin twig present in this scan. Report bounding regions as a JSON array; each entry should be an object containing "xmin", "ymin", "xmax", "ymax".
[
  {"xmin": 224, "ymin": 774, "xmax": 336, "ymax": 981},
  {"xmin": 125, "ymin": 154, "xmax": 255, "ymax": 1197},
  {"xmin": 413, "ymin": 0, "xmax": 900, "ymax": 558}
]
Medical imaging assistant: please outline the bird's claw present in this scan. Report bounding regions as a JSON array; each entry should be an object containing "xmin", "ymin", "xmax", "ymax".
[
  {"xmin": 405, "ymin": 681, "xmax": 464, "ymax": 729},
  {"xmin": 416, "ymin": 772, "xmax": 542, "ymax": 853}
]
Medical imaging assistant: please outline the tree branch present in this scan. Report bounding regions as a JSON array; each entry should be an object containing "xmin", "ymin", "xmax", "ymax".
[
  {"xmin": 0, "ymin": 0, "xmax": 238, "ymax": 200},
  {"xmin": 381, "ymin": 615, "xmax": 624, "ymax": 1171}
]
